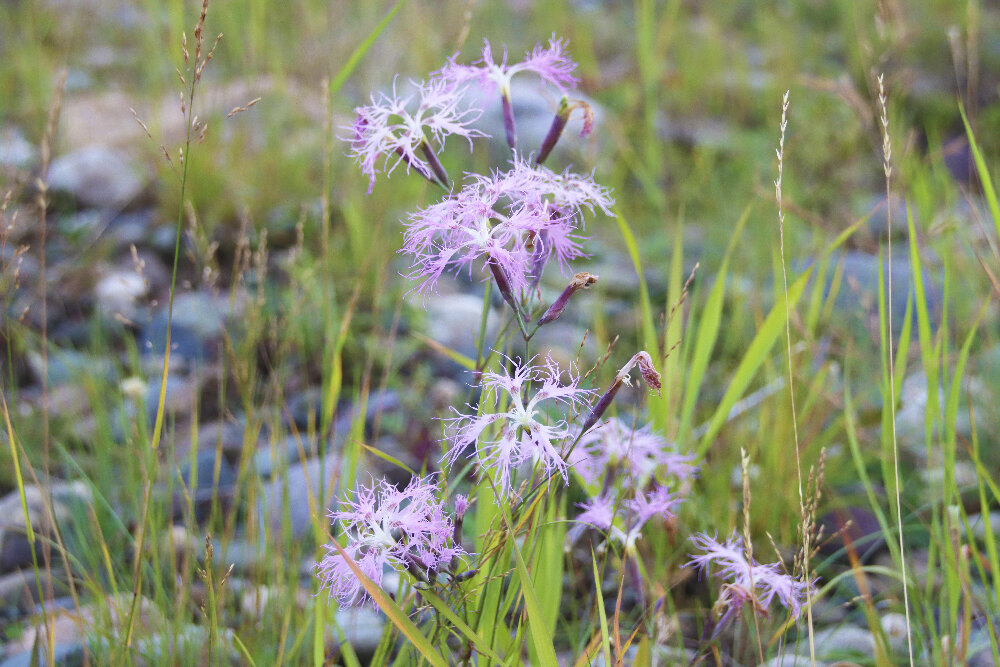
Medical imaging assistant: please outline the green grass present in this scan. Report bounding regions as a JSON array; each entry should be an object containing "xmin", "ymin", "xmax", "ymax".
[{"xmin": 3, "ymin": 0, "xmax": 1000, "ymax": 664}]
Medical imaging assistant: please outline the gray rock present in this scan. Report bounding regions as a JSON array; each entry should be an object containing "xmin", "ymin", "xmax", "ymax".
[
  {"xmin": 0, "ymin": 126, "xmax": 35, "ymax": 170},
  {"xmin": 140, "ymin": 292, "xmax": 228, "ymax": 363},
  {"xmin": 261, "ymin": 453, "xmax": 341, "ymax": 538},
  {"xmin": 809, "ymin": 249, "xmax": 939, "ymax": 335},
  {"xmin": 47, "ymin": 145, "xmax": 144, "ymax": 210},
  {"xmin": 424, "ymin": 292, "xmax": 500, "ymax": 362},
  {"xmin": 330, "ymin": 606, "xmax": 386, "ymax": 659},
  {"xmin": 0, "ymin": 482, "xmax": 92, "ymax": 574},
  {"xmin": 94, "ymin": 268, "xmax": 148, "ymax": 324}
]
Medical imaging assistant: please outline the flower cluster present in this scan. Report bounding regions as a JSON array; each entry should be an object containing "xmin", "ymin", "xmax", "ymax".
[
  {"xmin": 402, "ymin": 157, "xmax": 612, "ymax": 296},
  {"xmin": 686, "ymin": 531, "xmax": 814, "ymax": 631},
  {"xmin": 443, "ymin": 354, "xmax": 594, "ymax": 496},
  {"xmin": 567, "ymin": 418, "xmax": 698, "ymax": 551},
  {"xmin": 315, "ymin": 476, "xmax": 466, "ymax": 607}
]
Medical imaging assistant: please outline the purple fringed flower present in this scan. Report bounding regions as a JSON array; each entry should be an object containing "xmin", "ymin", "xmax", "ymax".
[
  {"xmin": 435, "ymin": 38, "xmax": 579, "ymax": 149},
  {"xmin": 315, "ymin": 475, "xmax": 467, "ymax": 608},
  {"xmin": 436, "ymin": 37, "xmax": 579, "ymax": 97},
  {"xmin": 401, "ymin": 157, "xmax": 612, "ymax": 296},
  {"xmin": 345, "ymin": 78, "xmax": 485, "ymax": 193},
  {"xmin": 443, "ymin": 354, "xmax": 594, "ymax": 496},
  {"xmin": 566, "ymin": 484, "xmax": 680, "ymax": 551},
  {"xmin": 571, "ymin": 418, "xmax": 698, "ymax": 487},
  {"xmin": 686, "ymin": 531, "xmax": 815, "ymax": 629}
]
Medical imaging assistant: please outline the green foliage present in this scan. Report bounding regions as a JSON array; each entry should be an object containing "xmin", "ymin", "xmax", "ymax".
[{"xmin": 4, "ymin": 0, "xmax": 1000, "ymax": 664}]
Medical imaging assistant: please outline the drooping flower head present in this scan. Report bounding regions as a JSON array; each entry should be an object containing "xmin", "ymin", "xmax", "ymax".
[
  {"xmin": 401, "ymin": 157, "xmax": 612, "ymax": 297},
  {"xmin": 686, "ymin": 531, "xmax": 815, "ymax": 631},
  {"xmin": 315, "ymin": 475, "xmax": 467, "ymax": 608},
  {"xmin": 443, "ymin": 354, "xmax": 594, "ymax": 496},
  {"xmin": 346, "ymin": 77, "xmax": 485, "ymax": 193}
]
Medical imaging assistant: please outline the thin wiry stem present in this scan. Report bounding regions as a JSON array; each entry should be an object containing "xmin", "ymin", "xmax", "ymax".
[
  {"xmin": 878, "ymin": 72, "xmax": 915, "ymax": 667},
  {"xmin": 775, "ymin": 89, "xmax": 816, "ymax": 663}
]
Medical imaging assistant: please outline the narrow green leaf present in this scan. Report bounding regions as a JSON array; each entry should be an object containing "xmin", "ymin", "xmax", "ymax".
[
  {"xmin": 421, "ymin": 590, "xmax": 506, "ymax": 663},
  {"xmin": 591, "ymin": 548, "xmax": 612, "ymax": 667},
  {"xmin": 329, "ymin": 1, "xmax": 407, "ymax": 96},
  {"xmin": 959, "ymin": 102, "xmax": 1000, "ymax": 242},
  {"xmin": 614, "ymin": 208, "xmax": 657, "ymax": 355},
  {"xmin": 677, "ymin": 204, "xmax": 750, "ymax": 442},
  {"xmin": 326, "ymin": 540, "xmax": 448, "ymax": 667},
  {"xmin": 498, "ymin": 508, "xmax": 559, "ymax": 667},
  {"xmin": 697, "ymin": 268, "xmax": 811, "ymax": 455}
]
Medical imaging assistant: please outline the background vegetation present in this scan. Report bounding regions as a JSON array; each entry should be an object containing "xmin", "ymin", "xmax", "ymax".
[{"xmin": 2, "ymin": 0, "xmax": 1000, "ymax": 664}]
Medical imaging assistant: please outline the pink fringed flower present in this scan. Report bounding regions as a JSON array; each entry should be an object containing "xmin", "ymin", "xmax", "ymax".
[
  {"xmin": 571, "ymin": 418, "xmax": 698, "ymax": 488},
  {"xmin": 436, "ymin": 37, "xmax": 579, "ymax": 97},
  {"xmin": 346, "ymin": 78, "xmax": 485, "ymax": 193},
  {"xmin": 443, "ymin": 355, "xmax": 594, "ymax": 495},
  {"xmin": 686, "ymin": 531, "xmax": 815, "ymax": 630},
  {"xmin": 401, "ymin": 157, "xmax": 611, "ymax": 296},
  {"xmin": 315, "ymin": 475, "xmax": 466, "ymax": 608},
  {"xmin": 435, "ymin": 38, "xmax": 579, "ymax": 149}
]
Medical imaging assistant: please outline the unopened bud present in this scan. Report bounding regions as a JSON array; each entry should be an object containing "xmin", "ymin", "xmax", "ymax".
[
  {"xmin": 537, "ymin": 272, "xmax": 598, "ymax": 326},
  {"xmin": 487, "ymin": 255, "xmax": 518, "ymax": 312},
  {"xmin": 536, "ymin": 97, "xmax": 595, "ymax": 165}
]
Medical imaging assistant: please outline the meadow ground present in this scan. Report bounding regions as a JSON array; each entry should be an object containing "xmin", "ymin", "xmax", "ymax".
[{"xmin": 2, "ymin": 1, "xmax": 1000, "ymax": 665}]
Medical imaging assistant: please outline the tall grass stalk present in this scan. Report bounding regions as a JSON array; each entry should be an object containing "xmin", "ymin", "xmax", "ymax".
[
  {"xmin": 125, "ymin": 0, "xmax": 221, "ymax": 650},
  {"xmin": 877, "ymin": 72, "xmax": 915, "ymax": 666},
  {"xmin": 774, "ymin": 89, "xmax": 816, "ymax": 662}
]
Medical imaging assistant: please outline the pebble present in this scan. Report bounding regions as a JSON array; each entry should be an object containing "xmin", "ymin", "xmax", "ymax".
[
  {"xmin": 94, "ymin": 268, "xmax": 148, "ymax": 324},
  {"xmin": 46, "ymin": 145, "xmax": 145, "ymax": 210},
  {"xmin": 260, "ymin": 453, "xmax": 342, "ymax": 538},
  {"xmin": 0, "ymin": 126, "xmax": 35, "ymax": 170},
  {"xmin": 0, "ymin": 482, "xmax": 92, "ymax": 574},
  {"xmin": 424, "ymin": 291, "xmax": 500, "ymax": 364}
]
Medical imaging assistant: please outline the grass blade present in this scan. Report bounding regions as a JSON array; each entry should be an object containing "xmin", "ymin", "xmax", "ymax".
[{"xmin": 325, "ymin": 540, "xmax": 448, "ymax": 667}]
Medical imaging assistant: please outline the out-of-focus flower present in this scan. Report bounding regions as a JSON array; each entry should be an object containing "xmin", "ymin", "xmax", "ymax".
[
  {"xmin": 443, "ymin": 355, "xmax": 593, "ymax": 495},
  {"xmin": 435, "ymin": 38, "xmax": 579, "ymax": 149},
  {"xmin": 571, "ymin": 418, "xmax": 698, "ymax": 488},
  {"xmin": 315, "ymin": 475, "xmax": 466, "ymax": 608},
  {"xmin": 566, "ymin": 483, "xmax": 680, "ymax": 552},
  {"xmin": 401, "ymin": 157, "xmax": 610, "ymax": 297},
  {"xmin": 345, "ymin": 78, "xmax": 485, "ymax": 193},
  {"xmin": 686, "ymin": 531, "xmax": 815, "ymax": 630}
]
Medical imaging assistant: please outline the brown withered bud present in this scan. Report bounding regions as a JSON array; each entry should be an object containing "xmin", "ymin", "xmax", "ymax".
[
  {"xmin": 537, "ymin": 272, "xmax": 598, "ymax": 326},
  {"xmin": 580, "ymin": 351, "xmax": 661, "ymax": 433}
]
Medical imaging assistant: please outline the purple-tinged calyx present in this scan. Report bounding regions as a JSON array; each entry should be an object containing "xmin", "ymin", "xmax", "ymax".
[
  {"xmin": 537, "ymin": 272, "xmax": 598, "ymax": 326},
  {"xmin": 536, "ymin": 97, "xmax": 595, "ymax": 165},
  {"xmin": 580, "ymin": 351, "xmax": 661, "ymax": 433}
]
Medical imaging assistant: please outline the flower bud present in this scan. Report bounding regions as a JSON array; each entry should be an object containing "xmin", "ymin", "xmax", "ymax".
[
  {"xmin": 537, "ymin": 272, "xmax": 598, "ymax": 326},
  {"xmin": 580, "ymin": 351, "xmax": 661, "ymax": 432},
  {"xmin": 487, "ymin": 254, "xmax": 519, "ymax": 313},
  {"xmin": 536, "ymin": 97, "xmax": 595, "ymax": 165}
]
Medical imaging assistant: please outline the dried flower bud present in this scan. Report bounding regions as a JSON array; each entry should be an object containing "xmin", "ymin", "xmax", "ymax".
[
  {"xmin": 537, "ymin": 272, "xmax": 598, "ymax": 326},
  {"xmin": 580, "ymin": 351, "xmax": 661, "ymax": 432}
]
